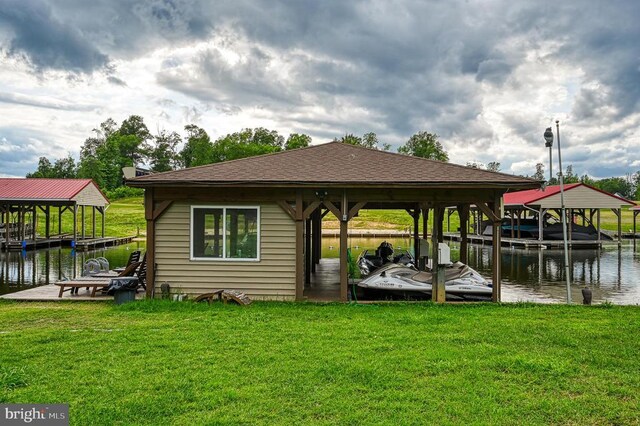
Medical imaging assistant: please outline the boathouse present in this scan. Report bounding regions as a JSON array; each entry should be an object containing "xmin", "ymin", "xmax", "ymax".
[
  {"xmin": 128, "ymin": 142, "xmax": 540, "ymax": 302},
  {"xmin": 501, "ymin": 183, "xmax": 636, "ymax": 242},
  {"xmin": 0, "ymin": 178, "xmax": 109, "ymax": 250}
]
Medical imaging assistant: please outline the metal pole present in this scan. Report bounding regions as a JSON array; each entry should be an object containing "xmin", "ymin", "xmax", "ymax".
[
  {"xmin": 549, "ymin": 144, "xmax": 553, "ymax": 182},
  {"xmin": 556, "ymin": 120, "xmax": 572, "ymax": 303}
]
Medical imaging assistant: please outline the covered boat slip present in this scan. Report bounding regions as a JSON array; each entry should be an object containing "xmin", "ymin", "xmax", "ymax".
[
  {"xmin": 0, "ymin": 179, "xmax": 109, "ymax": 251},
  {"xmin": 128, "ymin": 142, "xmax": 540, "ymax": 302},
  {"xmin": 458, "ymin": 183, "xmax": 636, "ymax": 247}
]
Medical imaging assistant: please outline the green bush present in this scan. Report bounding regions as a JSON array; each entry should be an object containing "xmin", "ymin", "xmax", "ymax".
[{"xmin": 104, "ymin": 186, "xmax": 144, "ymax": 201}]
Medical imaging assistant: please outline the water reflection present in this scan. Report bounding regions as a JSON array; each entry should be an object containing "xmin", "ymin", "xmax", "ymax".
[
  {"xmin": 0, "ymin": 242, "xmax": 146, "ymax": 296},
  {"xmin": 322, "ymin": 237, "xmax": 640, "ymax": 305}
]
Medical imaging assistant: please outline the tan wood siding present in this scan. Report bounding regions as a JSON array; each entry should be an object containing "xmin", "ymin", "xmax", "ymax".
[
  {"xmin": 536, "ymin": 186, "xmax": 634, "ymax": 209},
  {"xmin": 72, "ymin": 183, "xmax": 109, "ymax": 207},
  {"xmin": 154, "ymin": 201, "xmax": 296, "ymax": 300}
]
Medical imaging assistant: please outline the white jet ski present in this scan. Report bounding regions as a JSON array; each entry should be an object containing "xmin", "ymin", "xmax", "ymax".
[{"xmin": 357, "ymin": 261, "xmax": 493, "ymax": 301}]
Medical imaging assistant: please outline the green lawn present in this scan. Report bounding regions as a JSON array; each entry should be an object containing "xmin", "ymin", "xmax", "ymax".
[{"xmin": 1, "ymin": 301, "xmax": 638, "ymax": 425}]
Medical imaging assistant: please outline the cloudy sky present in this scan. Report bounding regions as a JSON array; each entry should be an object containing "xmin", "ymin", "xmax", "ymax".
[{"xmin": 1, "ymin": 0, "xmax": 639, "ymax": 178}]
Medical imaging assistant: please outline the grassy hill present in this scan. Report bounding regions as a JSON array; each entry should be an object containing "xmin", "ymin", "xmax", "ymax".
[{"xmin": 34, "ymin": 196, "xmax": 635, "ymax": 239}]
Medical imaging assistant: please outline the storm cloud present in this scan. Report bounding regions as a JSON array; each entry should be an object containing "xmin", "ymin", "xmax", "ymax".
[{"xmin": 0, "ymin": 0, "xmax": 639, "ymax": 178}]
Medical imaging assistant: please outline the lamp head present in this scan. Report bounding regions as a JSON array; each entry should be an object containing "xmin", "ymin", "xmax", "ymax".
[{"xmin": 544, "ymin": 127, "xmax": 554, "ymax": 147}]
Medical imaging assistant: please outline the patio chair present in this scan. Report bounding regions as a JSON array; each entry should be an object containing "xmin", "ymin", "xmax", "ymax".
[
  {"xmin": 105, "ymin": 252, "xmax": 147, "ymax": 294},
  {"xmin": 113, "ymin": 250, "xmax": 141, "ymax": 274}
]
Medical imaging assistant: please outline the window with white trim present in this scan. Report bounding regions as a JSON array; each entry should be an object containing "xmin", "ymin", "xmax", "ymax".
[{"xmin": 191, "ymin": 206, "xmax": 260, "ymax": 260}]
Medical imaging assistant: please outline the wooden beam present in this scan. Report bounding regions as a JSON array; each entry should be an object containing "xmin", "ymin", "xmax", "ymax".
[
  {"xmin": 431, "ymin": 205, "xmax": 445, "ymax": 302},
  {"xmin": 302, "ymin": 200, "xmax": 322, "ymax": 220},
  {"xmin": 457, "ymin": 204, "xmax": 469, "ymax": 264},
  {"xmin": 492, "ymin": 196, "xmax": 502, "ymax": 302},
  {"xmin": 295, "ymin": 191, "xmax": 304, "ymax": 301},
  {"xmin": 305, "ymin": 218, "xmax": 312, "ymax": 285},
  {"xmin": 152, "ymin": 200, "xmax": 174, "ymax": 221},
  {"xmin": 339, "ymin": 191, "xmax": 349, "ymax": 301},
  {"xmin": 474, "ymin": 201, "xmax": 501, "ymax": 223},
  {"xmin": 277, "ymin": 200, "xmax": 296, "ymax": 221},
  {"xmin": 145, "ymin": 189, "xmax": 156, "ymax": 298},
  {"xmin": 323, "ymin": 200, "xmax": 342, "ymax": 221},
  {"xmin": 45, "ymin": 205, "xmax": 50, "ymax": 239},
  {"xmin": 348, "ymin": 201, "xmax": 367, "ymax": 221}
]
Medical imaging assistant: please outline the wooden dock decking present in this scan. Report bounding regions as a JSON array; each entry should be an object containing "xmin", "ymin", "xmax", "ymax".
[
  {"xmin": 1, "ymin": 235, "xmax": 135, "ymax": 251},
  {"xmin": 442, "ymin": 232, "xmax": 618, "ymax": 249},
  {"xmin": 0, "ymin": 284, "xmax": 145, "ymax": 302}
]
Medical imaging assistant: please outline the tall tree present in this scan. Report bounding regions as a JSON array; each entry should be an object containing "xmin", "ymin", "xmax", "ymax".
[
  {"xmin": 486, "ymin": 162, "xmax": 501, "ymax": 172},
  {"xmin": 149, "ymin": 131, "xmax": 180, "ymax": 172},
  {"xmin": 27, "ymin": 155, "xmax": 77, "ymax": 178},
  {"xmin": 336, "ymin": 132, "xmax": 389, "ymax": 150},
  {"xmin": 26, "ymin": 157, "xmax": 54, "ymax": 178},
  {"xmin": 180, "ymin": 125, "xmax": 213, "ymax": 168},
  {"xmin": 398, "ymin": 131, "xmax": 449, "ymax": 161},
  {"xmin": 211, "ymin": 128, "xmax": 284, "ymax": 163},
  {"xmin": 561, "ymin": 165, "xmax": 579, "ymax": 184},
  {"xmin": 593, "ymin": 177, "xmax": 633, "ymax": 198},
  {"xmin": 118, "ymin": 115, "xmax": 151, "ymax": 164},
  {"xmin": 285, "ymin": 133, "xmax": 311, "ymax": 150},
  {"xmin": 533, "ymin": 163, "xmax": 545, "ymax": 181}
]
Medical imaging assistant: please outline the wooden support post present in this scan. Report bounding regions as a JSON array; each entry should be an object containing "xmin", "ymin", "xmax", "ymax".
[
  {"xmin": 616, "ymin": 208, "xmax": 622, "ymax": 245},
  {"xmin": 422, "ymin": 206, "xmax": 429, "ymax": 239},
  {"xmin": 72, "ymin": 205, "xmax": 77, "ymax": 246},
  {"xmin": 538, "ymin": 208, "xmax": 545, "ymax": 242},
  {"xmin": 45, "ymin": 206, "xmax": 50, "ymax": 239},
  {"xmin": 31, "ymin": 206, "xmax": 37, "ymax": 240},
  {"xmin": 568, "ymin": 209, "xmax": 573, "ymax": 241},
  {"xmin": 412, "ymin": 207, "xmax": 420, "ymax": 259},
  {"xmin": 92, "ymin": 206, "xmax": 96, "ymax": 239},
  {"xmin": 295, "ymin": 191, "xmax": 304, "ymax": 301},
  {"xmin": 492, "ymin": 196, "xmax": 502, "ymax": 302},
  {"xmin": 510, "ymin": 211, "xmax": 514, "ymax": 238},
  {"xmin": 4, "ymin": 203, "xmax": 9, "ymax": 251},
  {"xmin": 634, "ymin": 210, "xmax": 637, "ymax": 239},
  {"xmin": 58, "ymin": 206, "xmax": 62, "ymax": 235},
  {"xmin": 340, "ymin": 191, "xmax": 349, "ymax": 302},
  {"xmin": 305, "ymin": 217, "xmax": 312, "ymax": 285},
  {"xmin": 597, "ymin": 209, "xmax": 601, "ymax": 243},
  {"xmin": 517, "ymin": 210, "xmax": 522, "ymax": 239},
  {"xmin": 101, "ymin": 207, "xmax": 106, "ymax": 238},
  {"xmin": 431, "ymin": 206, "xmax": 445, "ymax": 302},
  {"xmin": 145, "ymin": 189, "xmax": 155, "ymax": 298},
  {"xmin": 81, "ymin": 205, "xmax": 85, "ymax": 240},
  {"xmin": 437, "ymin": 207, "xmax": 444, "ymax": 243},
  {"xmin": 458, "ymin": 204, "xmax": 469, "ymax": 264}
]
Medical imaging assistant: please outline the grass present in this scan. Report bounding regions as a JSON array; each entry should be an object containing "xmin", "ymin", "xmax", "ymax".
[{"xmin": 0, "ymin": 300, "xmax": 639, "ymax": 425}]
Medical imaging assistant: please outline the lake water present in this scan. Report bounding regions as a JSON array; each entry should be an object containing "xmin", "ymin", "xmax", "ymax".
[{"xmin": 2, "ymin": 238, "xmax": 639, "ymax": 305}]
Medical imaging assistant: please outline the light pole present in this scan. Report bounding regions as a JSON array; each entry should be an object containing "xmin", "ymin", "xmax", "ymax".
[
  {"xmin": 544, "ymin": 121, "xmax": 572, "ymax": 303},
  {"xmin": 544, "ymin": 127, "xmax": 553, "ymax": 182}
]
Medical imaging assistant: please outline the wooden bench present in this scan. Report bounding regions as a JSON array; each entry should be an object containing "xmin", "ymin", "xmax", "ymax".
[{"xmin": 55, "ymin": 278, "xmax": 112, "ymax": 297}]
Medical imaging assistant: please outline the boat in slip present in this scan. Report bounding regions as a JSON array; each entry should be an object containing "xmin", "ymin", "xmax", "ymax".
[{"xmin": 357, "ymin": 261, "xmax": 493, "ymax": 301}]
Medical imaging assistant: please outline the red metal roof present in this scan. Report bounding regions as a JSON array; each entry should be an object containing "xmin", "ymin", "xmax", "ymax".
[
  {"xmin": 0, "ymin": 178, "xmax": 106, "ymax": 202},
  {"xmin": 504, "ymin": 183, "xmax": 636, "ymax": 206}
]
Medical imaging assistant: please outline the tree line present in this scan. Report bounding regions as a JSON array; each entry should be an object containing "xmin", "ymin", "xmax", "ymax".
[
  {"xmin": 27, "ymin": 114, "xmax": 638, "ymax": 200},
  {"xmin": 26, "ymin": 115, "xmax": 449, "ymax": 195}
]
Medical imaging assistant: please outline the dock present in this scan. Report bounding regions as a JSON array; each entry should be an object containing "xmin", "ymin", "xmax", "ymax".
[
  {"xmin": 1, "ymin": 235, "xmax": 136, "ymax": 251},
  {"xmin": 0, "ymin": 284, "xmax": 145, "ymax": 302},
  {"xmin": 322, "ymin": 229, "xmax": 411, "ymax": 238},
  {"xmin": 442, "ymin": 232, "xmax": 615, "ymax": 249}
]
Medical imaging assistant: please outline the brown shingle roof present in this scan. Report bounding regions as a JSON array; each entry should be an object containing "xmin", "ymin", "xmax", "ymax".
[{"xmin": 129, "ymin": 142, "xmax": 540, "ymax": 189}]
